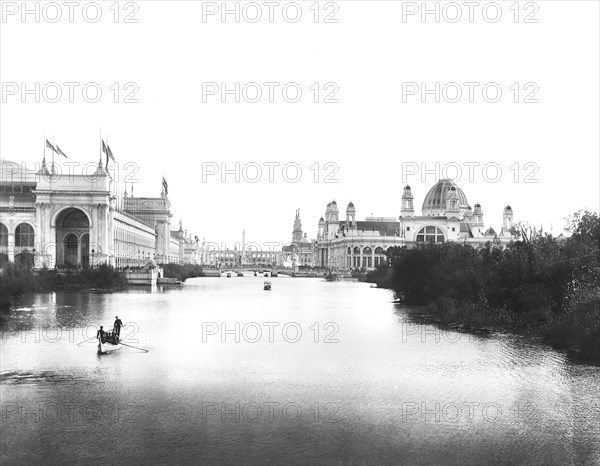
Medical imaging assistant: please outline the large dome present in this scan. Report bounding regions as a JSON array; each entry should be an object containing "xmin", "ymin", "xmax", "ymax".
[{"xmin": 422, "ymin": 179, "xmax": 470, "ymax": 216}]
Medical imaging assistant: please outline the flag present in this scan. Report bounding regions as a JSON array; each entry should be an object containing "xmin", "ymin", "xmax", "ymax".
[
  {"xmin": 102, "ymin": 140, "xmax": 108, "ymax": 154},
  {"xmin": 56, "ymin": 145, "xmax": 68, "ymax": 158},
  {"xmin": 46, "ymin": 139, "xmax": 57, "ymax": 153},
  {"xmin": 107, "ymin": 144, "xmax": 115, "ymax": 162},
  {"xmin": 162, "ymin": 177, "xmax": 168, "ymax": 195}
]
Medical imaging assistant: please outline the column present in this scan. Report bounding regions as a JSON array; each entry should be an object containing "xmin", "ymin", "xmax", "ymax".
[
  {"xmin": 77, "ymin": 236, "xmax": 82, "ymax": 267},
  {"xmin": 7, "ymin": 231, "xmax": 15, "ymax": 262}
]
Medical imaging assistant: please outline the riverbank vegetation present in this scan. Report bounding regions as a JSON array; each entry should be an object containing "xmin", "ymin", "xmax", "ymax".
[
  {"xmin": 367, "ymin": 211, "xmax": 600, "ymax": 361},
  {"xmin": 162, "ymin": 263, "xmax": 204, "ymax": 282},
  {"xmin": 0, "ymin": 264, "xmax": 127, "ymax": 308}
]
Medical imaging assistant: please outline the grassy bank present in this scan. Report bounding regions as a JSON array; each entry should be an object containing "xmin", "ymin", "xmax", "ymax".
[
  {"xmin": 0, "ymin": 264, "xmax": 127, "ymax": 308},
  {"xmin": 366, "ymin": 211, "xmax": 600, "ymax": 362},
  {"xmin": 162, "ymin": 263, "xmax": 204, "ymax": 282}
]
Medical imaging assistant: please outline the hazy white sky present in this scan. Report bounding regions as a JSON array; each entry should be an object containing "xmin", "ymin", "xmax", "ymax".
[{"xmin": 1, "ymin": 1, "xmax": 598, "ymax": 246}]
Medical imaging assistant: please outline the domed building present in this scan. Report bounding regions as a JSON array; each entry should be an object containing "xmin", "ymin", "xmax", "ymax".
[{"xmin": 314, "ymin": 179, "xmax": 515, "ymax": 271}]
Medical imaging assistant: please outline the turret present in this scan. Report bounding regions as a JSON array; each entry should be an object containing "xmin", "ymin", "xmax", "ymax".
[
  {"xmin": 401, "ymin": 185, "xmax": 414, "ymax": 217},
  {"xmin": 317, "ymin": 217, "xmax": 325, "ymax": 241},
  {"xmin": 464, "ymin": 205, "xmax": 473, "ymax": 223},
  {"xmin": 346, "ymin": 201, "xmax": 356, "ymax": 227},
  {"xmin": 292, "ymin": 208, "xmax": 303, "ymax": 242},
  {"xmin": 445, "ymin": 186, "xmax": 460, "ymax": 218},
  {"xmin": 330, "ymin": 200, "xmax": 339, "ymax": 223},
  {"xmin": 502, "ymin": 205, "xmax": 514, "ymax": 232},
  {"xmin": 328, "ymin": 200, "xmax": 339, "ymax": 239},
  {"xmin": 472, "ymin": 203, "xmax": 484, "ymax": 228}
]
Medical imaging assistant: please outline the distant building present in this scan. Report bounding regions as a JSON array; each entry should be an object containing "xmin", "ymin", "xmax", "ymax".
[
  {"xmin": 0, "ymin": 157, "xmax": 200, "ymax": 268},
  {"xmin": 282, "ymin": 209, "xmax": 317, "ymax": 269},
  {"xmin": 316, "ymin": 179, "xmax": 516, "ymax": 271}
]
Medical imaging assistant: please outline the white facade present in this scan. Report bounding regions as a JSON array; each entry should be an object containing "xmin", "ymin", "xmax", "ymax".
[
  {"xmin": 316, "ymin": 179, "xmax": 515, "ymax": 271},
  {"xmin": 0, "ymin": 159, "xmax": 200, "ymax": 268}
]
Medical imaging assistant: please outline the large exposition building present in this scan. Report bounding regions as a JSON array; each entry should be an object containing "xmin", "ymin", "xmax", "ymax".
[
  {"xmin": 316, "ymin": 179, "xmax": 515, "ymax": 270},
  {"xmin": 0, "ymin": 158, "xmax": 200, "ymax": 269}
]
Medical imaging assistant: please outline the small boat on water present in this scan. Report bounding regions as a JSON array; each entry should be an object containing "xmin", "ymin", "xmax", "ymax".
[
  {"xmin": 227, "ymin": 273, "xmax": 231, "ymax": 278},
  {"xmin": 97, "ymin": 331, "xmax": 122, "ymax": 354},
  {"xmin": 264, "ymin": 281, "xmax": 272, "ymax": 291},
  {"xmin": 325, "ymin": 270, "xmax": 339, "ymax": 281},
  {"xmin": 237, "ymin": 272, "xmax": 244, "ymax": 277},
  {"xmin": 264, "ymin": 272, "xmax": 269, "ymax": 277},
  {"xmin": 254, "ymin": 271, "xmax": 257, "ymax": 277}
]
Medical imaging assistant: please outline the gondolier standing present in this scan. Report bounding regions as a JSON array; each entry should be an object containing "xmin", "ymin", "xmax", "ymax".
[
  {"xmin": 97, "ymin": 326, "xmax": 105, "ymax": 343},
  {"xmin": 114, "ymin": 316, "xmax": 123, "ymax": 338}
]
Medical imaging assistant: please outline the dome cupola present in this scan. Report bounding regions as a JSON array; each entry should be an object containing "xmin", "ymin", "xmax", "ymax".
[{"xmin": 422, "ymin": 179, "xmax": 469, "ymax": 217}]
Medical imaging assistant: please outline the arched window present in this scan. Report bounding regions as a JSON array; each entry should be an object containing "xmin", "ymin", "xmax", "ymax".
[
  {"xmin": 347, "ymin": 247, "xmax": 351, "ymax": 254},
  {"xmin": 416, "ymin": 226, "xmax": 445, "ymax": 243},
  {"xmin": 64, "ymin": 233, "xmax": 78, "ymax": 267},
  {"xmin": 15, "ymin": 251, "xmax": 34, "ymax": 269},
  {"xmin": 353, "ymin": 246, "xmax": 360, "ymax": 254},
  {"xmin": 0, "ymin": 224, "xmax": 8, "ymax": 248},
  {"xmin": 363, "ymin": 247, "xmax": 372, "ymax": 268},
  {"xmin": 375, "ymin": 247, "xmax": 384, "ymax": 255},
  {"xmin": 15, "ymin": 223, "xmax": 34, "ymax": 247}
]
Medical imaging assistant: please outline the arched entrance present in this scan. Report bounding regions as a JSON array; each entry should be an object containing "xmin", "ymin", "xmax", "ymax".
[{"xmin": 55, "ymin": 208, "xmax": 90, "ymax": 268}]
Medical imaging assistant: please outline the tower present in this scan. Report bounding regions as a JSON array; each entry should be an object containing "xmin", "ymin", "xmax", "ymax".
[
  {"xmin": 502, "ymin": 205, "xmax": 514, "ymax": 232},
  {"xmin": 346, "ymin": 202, "xmax": 356, "ymax": 227},
  {"xmin": 328, "ymin": 201, "xmax": 339, "ymax": 239},
  {"xmin": 472, "ymin": 203, "xmax": 484, "ymax": 229},
  {"xmin": 317, "ymin": 217, "xmax": 325, "ymax": 241},
  {"xmin": 464, "ymin": 205, "xmax": 473, "ymax": 223},
  {"xmin": 445, "ymin": 186, "xmax": 460, "ymax": 218},
  {"xmin": 401, "ymin": 185, "xmax": 415, "ymax": 217},
  {"xmin": 292, "ymin": 209, "xmax": 303, "ymax": 242}
]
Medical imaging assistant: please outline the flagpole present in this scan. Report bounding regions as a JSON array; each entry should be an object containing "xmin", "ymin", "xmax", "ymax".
[
  {"xmin": 51, "ymin": 133, "xmax": 55, "ymax": 173},
  {"xmin": 106, "ymin": 132, "xmax": 109, "ymax": 171}
]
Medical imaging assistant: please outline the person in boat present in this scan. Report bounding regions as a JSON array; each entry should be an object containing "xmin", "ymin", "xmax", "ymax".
[
  {"xmin": 114, "ymin": 316, "xmax": 123, "ymax": 337},
  {"xmin": 97, "ymin": 326, "xmax": 106, "ymax": 343}
]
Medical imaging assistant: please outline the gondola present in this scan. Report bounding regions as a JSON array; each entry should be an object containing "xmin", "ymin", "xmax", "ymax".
[
  {"xmin": 264, "ymin": 281, "xmax": 272, "ymax": 291},
  {"xmin": 97, "ymin": 331, "xmax": 122, "ymax": 354}
]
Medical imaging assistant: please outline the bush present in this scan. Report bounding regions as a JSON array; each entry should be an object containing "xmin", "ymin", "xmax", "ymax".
[
  {"xmin": 162, "ymin": 263, "xmax": 204, "ymax": 282},
  {"xmin": 371, "ymin": 211, "xmax": 600, "ymax": 361}
]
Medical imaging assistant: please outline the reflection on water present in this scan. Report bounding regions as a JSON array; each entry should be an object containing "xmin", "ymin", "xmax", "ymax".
[{"xmin": 1, "ymin": 278, "xmax": 599, "ymax": 465}]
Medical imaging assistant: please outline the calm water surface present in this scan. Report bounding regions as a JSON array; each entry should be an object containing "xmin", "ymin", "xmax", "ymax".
[{"xmin": 1, "ymin": 277, "xmax": 599, "ymax": 465}]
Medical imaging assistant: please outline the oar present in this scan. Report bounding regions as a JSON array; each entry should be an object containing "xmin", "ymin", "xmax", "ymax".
[
  {"xmin": 119, "ymin": 342, "xmax": 149, "ymax": 353},
  {"xmin": 77, "ymin": 338, "xmax": 96, "ymax": 346}
]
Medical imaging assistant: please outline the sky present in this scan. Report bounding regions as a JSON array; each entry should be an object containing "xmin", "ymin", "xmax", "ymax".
[{"xmin": 1, "ymin": 1, "xmax": 599, "ymax": 247}]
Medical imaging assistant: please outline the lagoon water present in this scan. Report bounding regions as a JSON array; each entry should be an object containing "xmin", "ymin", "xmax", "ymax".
[{"xmin": 1, "ymin": 277, "xmax": 599, "ymax": 465}]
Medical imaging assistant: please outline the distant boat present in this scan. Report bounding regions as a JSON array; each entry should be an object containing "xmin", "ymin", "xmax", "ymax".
[
  {"xmin": 227, "ymin": 273, "xmax": 231, "ymax": 278},
  {"xmin": 254, "ymin": 271, "xmax": 257, "ymax": 277},
  {"xmin": 264, "ymin": 272, "xmax": 269, "ymax": 277},
  {"xmin": 264, "ymin": 281, "xmax": 272, "ymax": 291},
  {"xmin": 324, "ymin": 271, "xmax": 339, "ymax": 281},
  {"xmin": 237, "ymin": 272, "xmax": 244, "ymax": 277}
]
